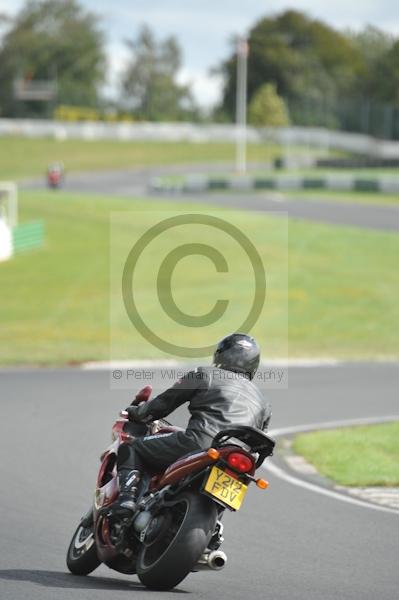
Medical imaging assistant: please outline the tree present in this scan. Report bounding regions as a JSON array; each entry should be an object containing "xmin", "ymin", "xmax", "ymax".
[
  {"xmin": 370, "ymin": 41, "xmax": 399, "ymax": 105},
  {"xmin": 349, "ymin": 26, "xmax": 399, "ymax": 106},
  {"xmin": 248, "ymin": 83, "xmax": 290, "ymax": 127},
  {"xmin": 121, "ymin": 25, "xmax": 196, "ymax": 121},
  {"xmin": 351, "ymin": 25, "xmax": 393, "ymax": 71},
  {"xmin": 0, "ymin": 0, "xmax": 106, "ymax": 117},
  {"xmin": 349, "ymin": 26, "xmax": 394, "ymax": 97},
  {"xmin": 218, "ymin": 10, "xmax": 364, "ymax": 122}
]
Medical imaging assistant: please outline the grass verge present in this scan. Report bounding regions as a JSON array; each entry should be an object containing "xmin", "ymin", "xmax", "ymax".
[
  {"xmin": 292, "ymin": 422, "xmax": 399, "ymax": 487},
  {"xmin": 285, "ymin": 189, "xmax": 399, "ymax": 206},
  {"xmin": 0, "ymin": 189, "xmax": 398, "ymax": 365},
  {"xmin": 0, "ymin": 137, "xmax": 285, "ymax": 181}
]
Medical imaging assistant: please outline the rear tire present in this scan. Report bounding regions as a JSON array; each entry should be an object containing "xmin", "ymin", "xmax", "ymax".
[
  {"xmin": 66, "ymin": 522, "xmax": 101, "ymax": 575},
  {"xmin": 137, "ymin": 491, "xmax": 217, "ymax": 590}
]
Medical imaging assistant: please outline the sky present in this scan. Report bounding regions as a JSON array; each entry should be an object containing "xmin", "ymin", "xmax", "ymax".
[{"xmin": 1, "ymin": 0, "xmax": 399, "ymax": 107}]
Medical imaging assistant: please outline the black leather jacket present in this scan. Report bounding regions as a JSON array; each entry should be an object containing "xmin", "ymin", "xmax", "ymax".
[{"xmin": 132, "ymin": 366, "xmax": 272, "ymax": 447}]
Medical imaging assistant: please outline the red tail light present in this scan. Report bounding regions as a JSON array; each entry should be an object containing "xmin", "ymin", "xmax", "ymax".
[{"xmin": 227, "ymin": 452, "xmax": 254, "ymax": 473}]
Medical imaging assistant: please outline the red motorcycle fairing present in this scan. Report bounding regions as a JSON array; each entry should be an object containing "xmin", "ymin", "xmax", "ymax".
[
  {"xmin": 48, "ymin": 171, "xmax": 61, "ymax": 184},
  {"xmin": 95, "ymin": 448, "xmax": 119, "ymax": 508},
  {"xmin": 111, "ymin": 418, "xmax": 135, "ymax": 444},
  {"xmin": 96, "ymin": 416, "xmax": 257, "ymax": 514},
  {"xmin": 93, "ymin": 437, "xmax": 120, "ymax": 563},
  {"xmin": 95, "ymin": 513, "xmax": 119, "ymax": 562},
  {"xmin": 93, "ymin": 415, "xmax": 183, "ymax": 563},
  {"xmin": 156, "ymin": 445, "xmax": 255, "ymax": 489},
  {"xmin": 97, "ymin": 417, "xmax": 183, "ymax": 511}
]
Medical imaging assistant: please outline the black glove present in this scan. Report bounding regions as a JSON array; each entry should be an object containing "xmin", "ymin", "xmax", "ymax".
[{"xmin": 125, "ymin": 405, "xmax": 142, "ymax": 422}]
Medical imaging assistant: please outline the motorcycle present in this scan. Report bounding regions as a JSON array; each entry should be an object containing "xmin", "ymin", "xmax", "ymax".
[
  {"xmin": 46, "ymin": 163, "xmax": 64, "ymax": 189},
  {"xmin": 66, "ymin": 385, "xmax": 275, "ymax": 590}
]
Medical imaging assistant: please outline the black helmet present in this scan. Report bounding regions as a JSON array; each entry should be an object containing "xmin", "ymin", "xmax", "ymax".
[{"xmin": 213, "ymin": 333, "xmax": 260, "ymax": 380}]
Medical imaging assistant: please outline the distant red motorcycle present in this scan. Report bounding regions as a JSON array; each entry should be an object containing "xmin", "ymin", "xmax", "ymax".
[
  {"xmin": 46, "ymin": 163, "xmax": 64, "ymax": 189},
  {"xmin": 66, "ymin": 385, "xmax": 275, "ymax": 591}
]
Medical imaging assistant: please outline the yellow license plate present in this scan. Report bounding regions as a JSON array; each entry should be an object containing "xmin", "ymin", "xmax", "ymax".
[{"xmin": 204, "ymin": 466, "xmax": 247, "ymax": 510}]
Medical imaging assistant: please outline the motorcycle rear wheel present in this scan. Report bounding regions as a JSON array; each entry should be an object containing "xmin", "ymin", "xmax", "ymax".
[
  {"xmin": 137, "ymin": 491, "xmax": 217, "ymax": 590},
  {"xmin": 66, "ymin": 522, "xmax": 101, "ymax": 575}
]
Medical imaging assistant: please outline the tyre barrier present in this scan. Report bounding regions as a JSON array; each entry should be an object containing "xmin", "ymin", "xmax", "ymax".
[{"xmin": 149, "ymin": 175, "xmax": 399, "ymax": 195}]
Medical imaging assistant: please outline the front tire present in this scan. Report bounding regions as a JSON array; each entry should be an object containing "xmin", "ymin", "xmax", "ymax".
[
  {"xmin": 66, "ymin": 522, "xmax": 101, "ymax": 575},
  {"xmin": 137, "ymin": 491, "xmax": 217, "ymax": 590}
]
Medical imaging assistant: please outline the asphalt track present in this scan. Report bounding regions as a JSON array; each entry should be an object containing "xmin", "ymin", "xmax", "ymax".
[
  {"xmin": 1, "ymin": 364, "xmax": 398, "ymax": 600},
  {"xmin": 6, "ymin": 168, "xmax": 397, "ymax": 598},
  {"xmin": 24, "ymin": 165, "xmax": 399, "ymax": 231}
]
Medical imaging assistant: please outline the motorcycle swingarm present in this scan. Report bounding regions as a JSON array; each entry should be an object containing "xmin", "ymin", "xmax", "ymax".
[{"xmin": 138, "ymin": 470, "xmax": 207, "ymax": 513}]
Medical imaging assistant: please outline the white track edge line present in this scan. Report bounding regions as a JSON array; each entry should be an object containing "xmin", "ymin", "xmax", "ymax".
[
  {"xmin": 264, "ymin": 461, "xmax": 399, "ymax": 515},
  {"xmin": 81, "ymin": 358, "xmax": 399, "ymax": 370},
  {"xmin": 266, "ymin": 415, "xmax": 399, "ymax": 516},
  {"xmin": 269, "ymin": 415, "xmax": 399, "ymax": 437}
]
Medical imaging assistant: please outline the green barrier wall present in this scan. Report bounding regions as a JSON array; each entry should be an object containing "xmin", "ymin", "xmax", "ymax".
[{"xmin": 12, "ymin": 220, "xmax": 45, "ymax": 253}]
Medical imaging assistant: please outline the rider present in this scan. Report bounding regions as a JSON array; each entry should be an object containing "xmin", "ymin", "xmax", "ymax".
[{"xmin": 114, "ymin": 333, "xmax": 272, "ymax": 515}]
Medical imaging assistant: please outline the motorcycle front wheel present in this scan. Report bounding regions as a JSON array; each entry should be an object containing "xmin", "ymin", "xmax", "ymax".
[
  {"xmin": 137, "ymin": 491, "xmax": 217, "ymax": 590},
  {"xmin": 66, "ymin": 520, "xmax": 101, "ymax": 575}
]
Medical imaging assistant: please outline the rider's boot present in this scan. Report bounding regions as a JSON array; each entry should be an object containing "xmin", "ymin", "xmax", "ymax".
[{"xmin": 113, "ymin": 468, "xmax": 142, "ymax": 516}]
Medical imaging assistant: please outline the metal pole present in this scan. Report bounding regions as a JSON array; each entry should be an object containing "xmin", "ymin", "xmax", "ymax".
[{"xmin": 235, "ymin": 37, "xmax": 248, "ymax": 174}]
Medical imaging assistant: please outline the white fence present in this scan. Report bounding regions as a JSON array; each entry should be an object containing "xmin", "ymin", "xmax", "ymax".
[
  {"xmin": 2, "ymin": 118, "xmax": 399, "ymax": 158},
  {"xmin": 0, "ymin": 182, "xmax": 17, "ymax": 262}
]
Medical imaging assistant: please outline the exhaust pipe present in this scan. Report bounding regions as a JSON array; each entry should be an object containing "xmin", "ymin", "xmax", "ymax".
[{"xmin": 193, "ymin": 550, "xmax": 227, "ymax": 571}]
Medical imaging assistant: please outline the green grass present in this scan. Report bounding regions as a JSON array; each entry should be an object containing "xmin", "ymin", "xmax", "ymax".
[
  {"xmin": 292, "ymin": 422, "xmax": 399, "ymax": 487},
  {"xmin": 1, "ymin": 189, "xmax": 399, "ymax": 365},
  {"xmin": 280, "ymin": 167, "xmax": 399, "ymax": 177},
  {"xmin": 0, "ymin": 190, "xmax": 288, "ymax": 364},
  {"xmin": 285, "ymin": 189, "xmax": 399, "ymax": 206},
  {"xmin": 0, "ymin": 137, "xmax": 285, "ymax": 181}
]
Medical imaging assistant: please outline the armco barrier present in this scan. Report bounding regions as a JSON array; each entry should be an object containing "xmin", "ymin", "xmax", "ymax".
[
  {"xmin": 3, "ymin": 119, "xmax": 399, "ymax": 157},
  {"xmin": 12, "ymin": 220, "xmax": 45, "ymax": 253},
  {"xmin": 150, "ymin": 175, "xmax": 399, "ymax": 195}
]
